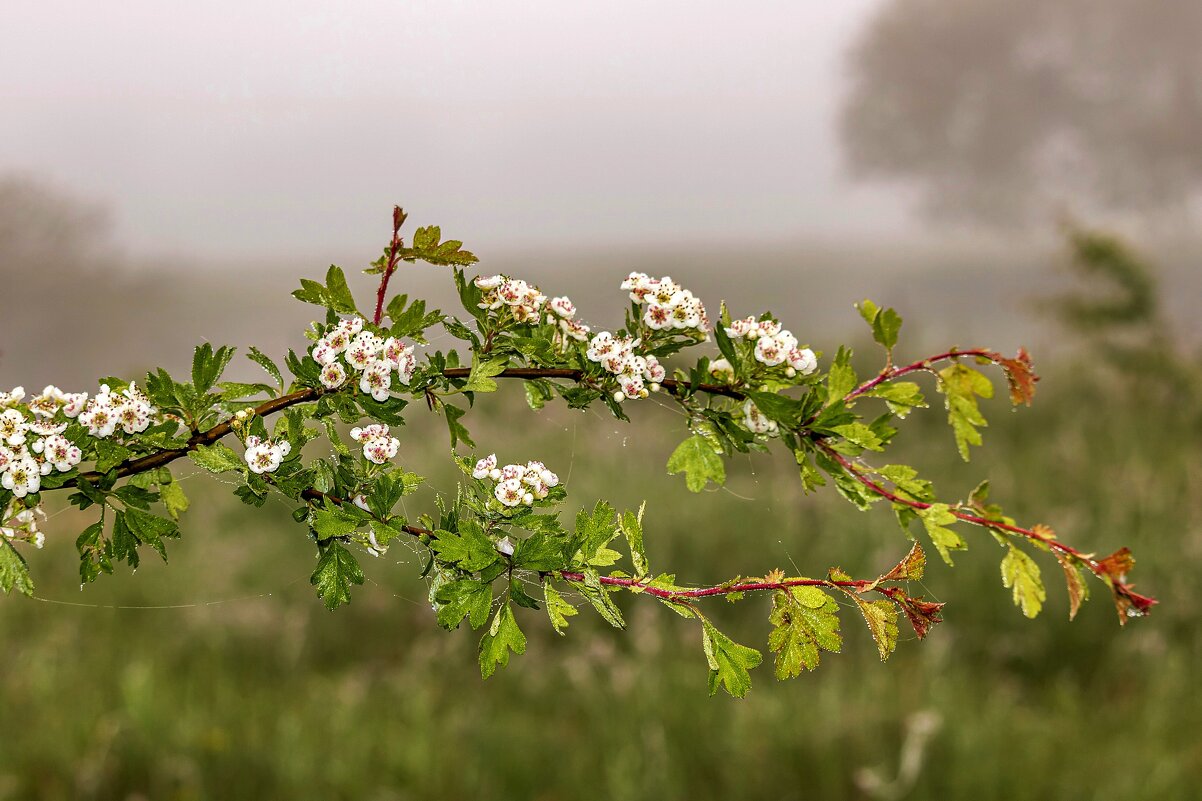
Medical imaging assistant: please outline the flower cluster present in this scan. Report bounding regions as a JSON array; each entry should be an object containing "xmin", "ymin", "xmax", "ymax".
[
  {"xmin": 621, "ymin": 272, "xmax": 710, "ymax": 334},
  {"xmin": 78, "ymin": 383, "xmax": 155, "ymax": 439},
  {"xmin": 1, "ymin": 500, "xmax": 45, "ymax": 549},
  {"xmin": 585, "ymin": 332, "xmax": 667, "ymax": 401},
  {"xmin": 350, "ymin": 424, "xmax": 400, "ymax": 465},
  {"xmin": 725, "ymin": 317, "xmax": 817, "ymax": 377},
  {"xmin": 472, "ymin": 454, "xmax": 560, "ymax": 508},
  {"xmin": 0, "ymin": 385, "xmax": 93, "ymax": 499},
  {"xmin": 310, "ymin": 316, "xmax": 417, "ymax": 399},
  {"xmin": 474, "ymin": 275, "xmax": 546, "ymax": 324},
  {"xmin": 243, "ymin": 435, "xmax": 293, "ymax": 474}
]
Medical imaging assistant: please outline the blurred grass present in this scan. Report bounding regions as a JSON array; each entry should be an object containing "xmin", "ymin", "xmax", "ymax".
[{"xmin": 1, "ymin": 342, "xmax": 1199, "ymax": 800}]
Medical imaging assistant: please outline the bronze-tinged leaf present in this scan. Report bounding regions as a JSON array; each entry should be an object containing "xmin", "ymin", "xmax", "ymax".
[
  {"xmin": 1055, "ymin": 552, "xmax": 1089, "ymax": 621},
  {"xmin": 895, "ymin": 594, "xmax": 945, "ymax": 639},
  {"xmin": 1097, "ymin": 547, "xmax": 1135, "ymax": 582},
  {"xmin": 881, "ymin": 542, "xmax": 926, "ymax": 583},
  {"xmin": 996, "ymin": 347, "xmax": 1039, "ymax": 406}
]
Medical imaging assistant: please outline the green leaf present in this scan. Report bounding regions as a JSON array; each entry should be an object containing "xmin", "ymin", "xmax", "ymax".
[
  {"xmin": 324, "ymin": 265, "xmax": 358, "ymax": 313},
  {"xmin": 123, "ymin": 507, "xmax": 178, "ymax": 560},
  {"xmin": 826, "ymin": 347, "xmax": 858, "ymax": 404},
  {"xmin": 310, "ymin": 541, "xmax": 365, "ymax": 610},
  {"xmin": 570, "ymin": 501, "xmax": 619, "ymax": 564},
  {"xmin": 666, "ymin": 434, "xmax": 725, "ymax": 493},
  {"xmin": 938, "ymin": 363, "xmax": 994, "ymax": 460},
  {"xmin": 857, "ymin": 299, "xmax": 902, "ymax": 351},
  {"xmin": 569, "ymin": 569, "xmax": 626, "ymax": 629},
  {"xmin": 513, "ymin": 533, "xmax": 564, "ymax": 572},
  {"xmin": 94, "ymin": 439, "xmax": 133, "ymax": 473},
  {"xmin": 479, "ymin": 602, "xmax": 526, "ymax": 679},
  {"xmin": 863, "ymin": 381, "xmax": 927, "ymax": 418},
  {"xmin": 444, "ymin": 404, "xmax": 475, "ymax": 449},
  {"xmin": 0, "ymin": 539, "xmax": 34, "ymax": 597},
  {"xmin": 192, "ymin": 343, "xmax": 236, "ymax": 395},
  {"xmin": 619, "ymin": 503, "xmax": 649, "ymax": 577},
  {"xmin": 435, "ymin": 579, "xmax": 494, "ymax": 630},
  {"xmin": 830, "ymin": 422, "xmax": 885, "ymax": 452},
  {"xmin": 917, "ymin": 503, "xmax": 966, "ymax": 566},
  {"xmin": 852, "ymin": 597, "xmax": 900, "ymax": 661},
  {"xmin": 188, "ymin": 443, "xmax": 245, "ymax": 474},
  {"xmin": 310, "ymin": 506, "xmax": 364, "ymax": 541},
  {"xmin": 430, "ymin": 520, "xmax": 500, "ymax": 572},
  {"xmin": 462, "ymin": 353, "xmax": 508, "ymax": 393},
  {"xmin": 543, "ymin": 583, "xmax": 578, "ymax": 635},
  {"xmin": 702, "ymin": 621, "xmax": 763, "ymax": 698},
  {"xmin": 247, "ymin": 347, "xmax": 285, "ymax": 391},
  {"xmin": 767, "ymin": 586, "xmax": 842, "ymax": 679},
  {"xmin": 1001, "ymin": 545, "xmax": 1046, "ymax": 619}
]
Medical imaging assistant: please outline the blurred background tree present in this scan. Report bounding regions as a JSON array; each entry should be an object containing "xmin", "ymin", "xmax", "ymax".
[{"xmin": 841, "ymin": 0, "xmax": 1202, "ymax": 227}]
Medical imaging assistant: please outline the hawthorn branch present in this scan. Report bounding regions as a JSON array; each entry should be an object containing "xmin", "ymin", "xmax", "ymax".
[
  {"xmin": 301, "ymin": 487, "xmax": 924, "ymax": 611},
  {"xmin": 816, "ymin": 441, "xmax": 1156, "ymax": 614}
]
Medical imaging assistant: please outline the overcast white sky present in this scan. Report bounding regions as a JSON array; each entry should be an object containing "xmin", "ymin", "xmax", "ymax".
[{"xmin": 3, "ymin": 0, "xmax": 908, "ymax": 258}]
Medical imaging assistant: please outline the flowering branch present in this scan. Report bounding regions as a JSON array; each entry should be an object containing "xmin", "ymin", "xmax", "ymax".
[{"xmin": 0, "ymin": 205, "xmax": 1153, "ymax": 696}]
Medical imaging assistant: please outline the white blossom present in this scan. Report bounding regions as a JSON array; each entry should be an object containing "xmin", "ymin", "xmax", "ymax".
[
  {"xmin": 548, "ymin": 296, "xmax": 576, "ymax": 319},
  {"xmin": 474, "ymin": 274, "xmax": 504, "ymax": 290},
  {"xmin": 362, "ymin": 435, "xmax": 399, "ymax": 465},
  {"xmin": 472, "ymin": 453, "xmax": 497, "ymax": 480},
  {"xmin": 788, "ymin": 347, "xmax": 817, "ymax": 375},
  {"xmin": 60, "ymin": 392, "xmax": 88, "ymax": 418},
  {"xmin": 115, "ymin": 384, "xmax": 155, "ymax": 435},
  {"xmin": 0, "ymin": 410, "xmax": 29, "ymax": 447},
  {"xmin": 708, "ymin": 358, "xmax": 736, "ymax": 382},
  {"xmin": 494, "ymin": 478, "xmax": 524, "ymax": 507},
  {"xmin": 359, "ymin": 360, "xmax": 394, "ymax": 402},
  {"xmin": 743, "ymin": 399, "xmax": 779, "ymax": 437},
  {"xmin": 244, "ymin": 435, "xmax": 291, "ymax": 475},
  {"xmin": 496, "ymin": 536, "xmax": 515, "ymax": 557},
  {"xmin": 0, "ymin": 387, "xmax": 25, "ymax": 408},
  {"xmin": 2, "ymin": 455, "xmax": 41, "ymax": 497},
  {"xmin": 319, "ymin": 361, "xmax": 348, "ymax": 389},
  {"xmin": 31, "ymin": 434, "xmax": 82, "ymax": 473}
]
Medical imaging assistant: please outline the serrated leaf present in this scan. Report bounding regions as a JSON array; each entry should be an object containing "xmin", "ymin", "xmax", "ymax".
[
  {"xmin": 666, "ymin": 434, "xmax": 725, "ymax": 493},
  {"xmin": 544, "ymin": 583, "xmax": 578, "ymax": 635},
  {"xmin": 435, "ymin": 579, "xmax": 493, "ymax": 630},
  {"xmin": 767, "ymin": 585, "xmax": 842, "ymax": 679},
  {"xmin": 159, "ymin": 481, "xmax": 189, "ymax": 521},
  {"xmin": 1001, "ymin": 545, "xmax": 1046, "ymax": 619},
  {"xmin": 620, "ymin": 503, "xmax": 649, "ymax": 577},
  {"xmin": 479, "ymin": 602, "xmax": 526, "ymax": 679},
  {"xmin": 462, "ymin": 353, "xmax": 508, "ymax": 393},
  {"xmin": 831, "ymin": 422, "xmax": 885, "ymax": 452},
  {"xmin": 444, "ymin": 404, "xmax": 475, "ymax": 449},
  {"xmin": 247, "ymin": 346, "xmax": 285, "ymax": 391},
  {"xmin": 826, "ymin": 347, "xmax": 858, "ymax": 403},
  {"xmin": 309, "ymin": 506, "xmax": 363, "ymax": 541},
  {"xmin": 94, "ymin": 439, "xmax": 133, "ymax": 473},
  {"xmin": 188, "ymin": 443, "xmax": 245, "ymax": 474},
  {"xmin": 0, "ymin": 539, "xmax": 34, "ymax": 597},
  {"xmin": 310, "ymin": 541, "xmax": 364, "ymax": 610},
  {"xmin": 571, "ymin": 569, "xmax": 625, "ymax": 629},
  {"xmin": 430, "ymin": 520, "xmax": 500, "ymax": 572},
  {"xmin": 938, "ymin": 363, "xmax": 994, "ymax": 460},
  {"xmin": 702, "ymin": 621, "xmax": 763, "ymax": 698},
  {"xmin": 881, "ymin": 542, "xmax": 927, "ymax": 582},
  {"xmin": 863, "ymin": 381, "xmax": 927, "ymax": 417},
  {"xmin": 324, "ymin": 265, "xmax": 358, "ymax": 314},
  {"xmin": 917, "ymin": 503, "xmax": 965, "ymax": 566},
  {"xmin": 853, "ymin": 597, "xmax": 900, "ymax": 661},
  {"xmin": 1056, "ymin": 552, "xmax": 1090, "ymax": 620}
]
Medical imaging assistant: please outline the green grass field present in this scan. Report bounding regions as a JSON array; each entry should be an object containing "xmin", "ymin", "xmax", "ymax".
[{"xmin": 1, "ymin": 335, "xmax": 1197, "ymax": 799}]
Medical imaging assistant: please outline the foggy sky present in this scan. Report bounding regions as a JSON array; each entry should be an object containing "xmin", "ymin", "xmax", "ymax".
[{"xmin": 2, "ymin": 0, "xmax": 908, "ymax": 259}]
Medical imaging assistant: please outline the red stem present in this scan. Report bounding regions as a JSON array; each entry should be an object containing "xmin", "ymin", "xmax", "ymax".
[
  {"xmin": 372, "ymin": 206, "xmax": 407, "ymax": 326},
  {"xmin": 845, "ymin": 348, "xmax": 994, "ymax": 402},
  {"xmin": 816, "ymin": 441, "xmax": 1155, "ymax": 611}
]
